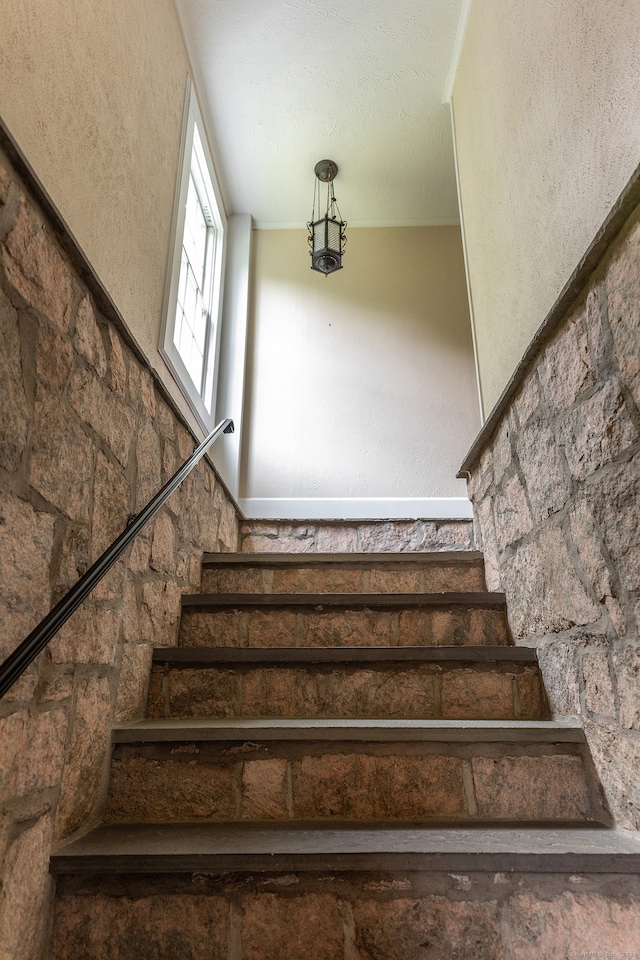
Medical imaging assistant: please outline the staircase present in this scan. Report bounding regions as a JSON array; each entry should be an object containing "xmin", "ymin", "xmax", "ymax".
[{"xmin": 50, "ymin": 548, "xmax": 640, "ymax": 957}]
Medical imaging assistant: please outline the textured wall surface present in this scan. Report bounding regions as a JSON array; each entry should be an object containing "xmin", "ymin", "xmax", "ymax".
[
  {"xmin": 467, "ymin": 206, "xmax": 640, "ymax": 830},
  {"xmin": 50, "ymin": 871, "xmax": 640, "ymax": 960},
  {"xmin": 239, "ymin": 519, "xmax": 474, "ymax": 554},
  {"xmin": 241, "ymin": 227, "xmax": 479, "ymax": 500},
  {"xmin": 0, "ymin": 0, "xmax": 209, "ymax": 437},
  {"xmin": 0, "ymin": 149, "xmax": 239, "ymax": 958},
  {"xmin": 453, "ymin": 0, "xmax": 640, "ymax": 414}
]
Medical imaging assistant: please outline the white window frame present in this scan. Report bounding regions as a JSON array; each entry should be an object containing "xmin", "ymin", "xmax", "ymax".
[{"xmin": 160, "ymin": 77, "xmax": 227, "ymax": 432}]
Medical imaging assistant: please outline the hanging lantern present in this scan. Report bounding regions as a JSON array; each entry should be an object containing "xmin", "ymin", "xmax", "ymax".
[{"xmin": 307, "ymin": 159, "xmax": 346, "ymax": 276}]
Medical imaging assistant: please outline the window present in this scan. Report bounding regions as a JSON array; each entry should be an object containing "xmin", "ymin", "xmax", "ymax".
[{"xmin": 161, "ymin": 78, "xmax": 226, "ymax": 430}]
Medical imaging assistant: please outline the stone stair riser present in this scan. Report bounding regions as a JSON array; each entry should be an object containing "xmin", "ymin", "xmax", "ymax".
[
  {"xmin": 147, "ymin": 663, "xmax": 545, "ymax": 721},
  {"xmin": 50, "ymin": 872, "xmax": 640, "ymax": 960},
  {"xmin": 179, "ymin": 607, "xmax": 510, "ymax": 648},
  {"xmin": 105, "ymin": 742, "xmax": 596, "ymax": 824},
  {"xmin": 201, "ymin": 563, "xmax": 486, "ymax": 595}
]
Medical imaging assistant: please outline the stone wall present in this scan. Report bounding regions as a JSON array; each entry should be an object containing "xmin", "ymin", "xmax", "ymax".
[
  {"xmin": 239, "ymin": 519, "xmax": 474, "ymax": 553},
  {"xmin": 0, "ymin": 147, "xmax": 240, "ymax": 958},
  {"xmin": 467, "ymin": 207, "xmax": 640, "ymax": 831}
]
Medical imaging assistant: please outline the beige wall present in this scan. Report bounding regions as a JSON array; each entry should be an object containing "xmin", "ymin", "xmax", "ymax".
[
  {"xmin": 453, "ymin": 0, "xmax": 640, "ymax": 414},
  {"xmin": 0, "ymin": 0, "xmax": 203, "ymax": 432},
  {"xmin": 241, "ymin": 226, "xmax": 480, "ymax": 500}
]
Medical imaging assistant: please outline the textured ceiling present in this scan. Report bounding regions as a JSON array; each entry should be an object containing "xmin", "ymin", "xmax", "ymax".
[{"xmin": 175, "ymin": 0, "xmax": 464, "ymax": 228}]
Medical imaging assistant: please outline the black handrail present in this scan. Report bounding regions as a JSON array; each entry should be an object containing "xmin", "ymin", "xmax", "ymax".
[{"xmin": 0, "ymin": 417, "xmax": 235, "ymax": 699}]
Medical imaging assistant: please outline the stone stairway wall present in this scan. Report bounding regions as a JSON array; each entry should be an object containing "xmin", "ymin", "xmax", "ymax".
[
  {"xmin": 465, "ymin": 204, "xmax": 640, "ymax": 832},
  {"xmin": 0, "ymin": 146, "xmax": 240, "ymax": 960}
]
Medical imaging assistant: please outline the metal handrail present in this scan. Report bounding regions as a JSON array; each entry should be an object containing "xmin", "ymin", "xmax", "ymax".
[{"xmin": 0, "ymin": 417, "xmax": 234, "ymax": 699}]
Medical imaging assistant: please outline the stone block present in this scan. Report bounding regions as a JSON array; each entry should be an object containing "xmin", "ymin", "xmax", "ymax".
[
  {"xmin": 502, "ymin": 891, "xmax": 640, "ymax": 960},
  {"xmin": 500, "ymin": 526, "xmax": 599, "ymax": 637},
  {"xmin": 290, "ymin": 753, "xmax": 466, "ymax": 819},
  {"xmin": 218, "ymin": 490, "xmax": 238, "ymax": 552},
  {"xmin": 68, "ymin": 365, "xmax": 135, "ymax": 467},
  {"xmin": 150, "ymin": 511, "xmax": 176, "ymax": 574},
  {"xmin": 0, "ymin": 494, "xmax": 55, "ymax": 657},
  {"xmin": 92, "ymin": 450, "xmax": 130, "ymax": 558},
  {"xmin": 273, "ymin": 566, "xmax": 364, "ymax": 593},
  {"xmin": 493, "ymin": 473, "xmax": 533, "ymax": 551},
  {"xmin": 0, "ymin": 814, "xmax": 54, "ymax": 960},
  {"xmin": 2, "ymin": 197, "xmax": 73, "ymax": 330},
  {"xmin": 35, "ymin": 317, "xmax": 74, "ymax": 395},
  {"xmin": 556, "ymin": 378, "xmax": 638, "ymax": 481},
  {"xmin": 613, "ymin": 641, "xmax": 640, "ymax": 729},
  {"xmin": 584, "ymin": 284, "xmax": 611, "ymax": 372},
  {"xmin": 139, "ymin": 369, "xmax": 157, "ymax": 417},
  {"xmin": 29, "ymin": 388, "xmax": 94, "ymax": 522},
  {"xmin": 441, "ymin": 669, "xmax": 514, "ymax": 720},
  {"xmin": 180, "ymin": 609, "xmax": 243, "ymax": 647},
  {"xmin": 474, "ymin": 499, "xmax": 500, "ymax": 591},
  {"xmin": 353, "ymin": 897, "xmax": 501, "ymax": 960},
  {"xmin": 514, "ymin": 372, "xmax": 542, "ymax": 426},
  {"xmin": 168, "ymin": 668, "xmax": 240, "ymax": 717},
  {"xmin": 107, "ymin": 326, "xmax": 127, "ymax": 395},
  {"xmin": 0, "ymin": 287, "xmax": 29, "ymax": 472},
  {"xmin": 51, "ymin": 893, "xmax": 229, "ymax": 960},
  {"xmin": 584, "ymin": 719, "xmax": 640, "ymax": 829},
  {"xmin": 106, "ymin": 755, "xmax": 236, "ymax": 821},
  {"xmin": 242, "ymin": 758, "xmax": 288, "ymax": 818},
  {"xmin": 591, "ymin": 450, "xmax": 640, "ymax": 591},
  {"xmin": 420, "ymin": 520, "xmax": 474, "ymax": 551},
  {"xmin": 73, "ymin": 295, "xmax": 107, "ymax": 376},
  {"xmin": 55, "ymin": 675, "xmax": 112, "ymax": 839},
  {"xmin": 141, "ymin": 580, "xmax": 181, "ymax": 646},
  {"xmin": 114, "ymin": 642, "xmax": 153, "ymax": 721},
  {"xmin": 358, "ymin": 522, "xmax": 423, "ymax": 553},
  {"xmin": 201, "ymin": 567, "xmax": 265, "ymax": 593},
  {"xmin": 536, "ymin": 638, "xmax": 581, "ymax": 716},
  {"xmin": 240, "ymin": 668, "xmax": 298, "ymax": 716},
  {"xmin": 54, "ymin": 523, "xmax": 90, "ymax": 597},
  {"xmin": 515, "ymin": 415, "xmax": 571, "ymax": 521},
  {"xmin": 135, "ymin": 418, "xmax": 162, "ymax": 510},
  {"xmin": 300, "ymin": 667, "xmax": 439, "ymax": 719},
  {"xmin": 539, "ymin": 311, "xmax": 595, "ymax": 410},
  {"xmin": 316, "ymin": 524, "xmax": 359, "ymax": 551},
  {"xmin": 0, "ymin": 707, "xmax": 68, "ymax": 801},
  {"xmin": 492, "ymin": 413, "xmax": 515, "ymax": 485},
  {"xmin": 582, "ymin": 645, "xmax": 615, "ymax": 717},
  {"xmin": 515, "ymin": 670, "xmax": 546, "ymax": 719},
  {"xmin": 471, "ymin": 754, "xmax": 591, "ymax": 820},
  {"xmin": 300, "ymin": 609, "xmax": 396, "ymax": 647},
  {"xmin": 49, "ymin": 601, "xmax": 119, "ymax": 665},
  {"xmin": 568, "ymin": 499, "xmax": 616, "ymax": 610},
  {"xmin": 0, "ymin": 160, "xmax": 10, "ymax": 203},
  {"xmin": 606, "ymin": 218, "xmax": 640, "ymax": 409},
  {"xmin": 242, "ymin": 893, "xmax": 343, "ymax": 960},
  {"xmin": 247, "ymin": 609, "xmax": 301, "ymax": 646}
]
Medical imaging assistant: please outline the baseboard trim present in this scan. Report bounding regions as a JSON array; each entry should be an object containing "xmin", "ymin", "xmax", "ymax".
[{"xmin": 237, "ymin": 498, "xmax": 474, "ymax": 521}]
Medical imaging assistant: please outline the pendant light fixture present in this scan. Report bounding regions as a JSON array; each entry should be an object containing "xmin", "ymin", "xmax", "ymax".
[{"xmin": 307, "ymin": 159, "xmax": 346, "ymax": 276}]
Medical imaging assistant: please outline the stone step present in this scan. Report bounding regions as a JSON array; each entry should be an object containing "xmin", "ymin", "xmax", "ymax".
[
  {"xmin": 179, "ymin": 593, "xmax": 510, "ymax": 648},
  {"xmin": 50, "ymin": 827, "xmax": 640, "ymax": 960},
  {"xmin": 147, "ymin": 647, "xmax": 546, "ymax": 721},
  {"xmin": 51, "ymin": 821, "xmax": 640, "ymax": 875},
  {"xmin": 201, "ymin": 551, "xmax": 487, "ymax": 594},
  {"xmin": 104, "ymin": 720, "xmax": 604, "ymax": 825}
]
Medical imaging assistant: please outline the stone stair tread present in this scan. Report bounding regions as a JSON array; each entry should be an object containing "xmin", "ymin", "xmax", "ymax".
[
  {"xmin": 51, "ymin": 821, "xmax": 640, "ymax": 874},
  {"xmin": 112, "ymin": 717, "xmax": 582, "ymax": 743},
  {"xmin": 203, "ymin": 552, "xmax": 484, "ymax": 566},
  {"xmin": 152, "ymin": 644, "xmax": 536, "ymax": 664},
  {"xmin": 182, "ymin": 591, "xmax": 506, "ymax": 608}
]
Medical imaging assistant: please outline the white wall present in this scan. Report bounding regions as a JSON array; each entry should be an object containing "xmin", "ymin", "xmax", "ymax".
[
  {"xmin": 452, "ymin": 0, "xmax": 640, "ymax": 414},
  {"xmin": 240, "ymin": 225, "xmax": 480, "ymax": 515}
]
